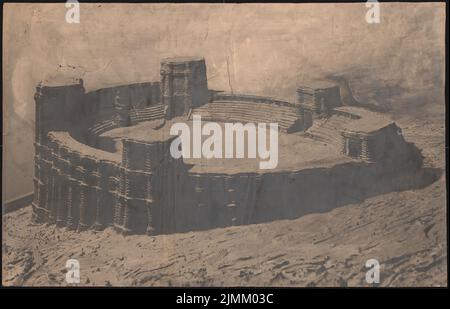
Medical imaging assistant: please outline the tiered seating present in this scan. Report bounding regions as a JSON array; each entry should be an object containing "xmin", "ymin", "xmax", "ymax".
[
  {"xmin": 191, "ymin": 101, "xmax": 302, "ymax": 132},
  {"xmin": 304, "ymin": 115, "xmax": 348, "ymax": 147},
  {"xmin": 89, "ymin": 119, "xmax": 118, "ymax": 136},
  {"xmin": 88, "ymin": 104, "xmax": 165, "ymax": 137},
  {"xmin": 129, "ymin": 104, "xmax": 165, "ymax": 125}
]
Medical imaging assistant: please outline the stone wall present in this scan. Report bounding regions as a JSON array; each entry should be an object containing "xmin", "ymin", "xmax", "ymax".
[
  {"xmin": 32, "ymin": 132, "xmax": 121, "ymax": 230},
  {"xmin": 32, "ymin": 129, "xmax": 185, "ymax": 235},
  {"xmin": 34, "ymin": 79, "xmax": 86, "ymax": 146},
  {"xmin": 32, "ymin": 120, "xmax": 424, "ymax": 236},
  {"xmin": 165, "ymin": 153, "xmax": 426, "ymax": 234},
  {"xmin": 78, "ymin": 82, "xmax": 161, "ymax": 147},
  {"xmin": 83, "ymin": 82, "xmax": 161, "ymax": 123},
  {"xmin": 114, "ymin": 137, "xmax": 180, "ymax": 235},
  {"xmin": 161, "ymin": 57, "xmax": 209, "ymax": 118},
  {"xmin": 297, "ymin": 83, "xmax": 342, "ymax": 116},
  {"xmin": 31, "ymin": 57, "xmax": 425, "ymax": 236},
  {"xmin": 340, "ymin": 123, "xmax": 422, "ymax": 169}
]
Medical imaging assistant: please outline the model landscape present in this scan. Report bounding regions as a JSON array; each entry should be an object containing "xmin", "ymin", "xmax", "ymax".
[
  {"xmin": 2, "ymin": 3, "xmax": 446, "ymax": 287},
  {"xmin": 3, "ymin": 56, "xmax": 445, "ymax": 286}
]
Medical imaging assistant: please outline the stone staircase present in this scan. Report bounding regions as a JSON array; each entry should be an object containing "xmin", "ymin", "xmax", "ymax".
[
  {"xmin": 191, "ymin": 101, "xmax": 302, "ymax": 132},
  {"xmin": 129, "ymin": 104, "xmax": 165, "ymax": 125},
  {"xmin": 89, "ymin": 119, "xmax": 118, "ymax": 136},
  {"xmin": 305, "ymin": 115, "xmax": 348, "ymax": 147},
  {"xmin": 88, "ymin": 104, "xmax": 166, "ymax": 136}
]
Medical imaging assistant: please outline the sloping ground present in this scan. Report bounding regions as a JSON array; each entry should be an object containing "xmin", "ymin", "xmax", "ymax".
[
  {"xmin": 304, "ymin": 116, "xmax": 348, "ymax": 147},
  {"xmin": 2, "ymin": 115, "xmax": 446, "ymax": 287}
]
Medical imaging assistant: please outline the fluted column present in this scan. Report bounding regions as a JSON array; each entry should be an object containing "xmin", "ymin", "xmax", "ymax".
[
  {"xmin": 56, "ymin": 176, "xmax": 68, "ymax": 227},
  {"xmin": 146, "ymin": 173, "xmax": 156, "ymax": 235},
  {"xmin": 66, "ymin": 177, "xmax": 80, "ymax": 230},
  {"xmin": 92, "ymin": 188, "xmax": 104, "ymax": 230},
  {"xmin": 47, "ymin": 166, "xmax": 58, "ymax": 224},
  {"xmin": 77, "ymin": 183, "xmax": 89, "ymax": 231},
  {"xmin": 64, "ymin": 183, "xmax": 74, "ymax": 228},
  {"xmin": 340, "ymin": 135, "xmax": 347, "ymax": 155},
  {"xmin": 361, "ymin": 137, "xmax": 370, "ymax": 161}
]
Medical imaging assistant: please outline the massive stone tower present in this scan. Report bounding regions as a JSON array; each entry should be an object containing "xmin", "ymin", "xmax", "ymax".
[
  {"xmin": 160, "ymin": 57, "xmax": 209, "ymax": 119},
  {"xmin": 296, "ymin": 80, "xmax": 342, "ymax": 129},
  {"xmin": 32, "ymin": 78, "xmax": 85, "ymax": 224}
]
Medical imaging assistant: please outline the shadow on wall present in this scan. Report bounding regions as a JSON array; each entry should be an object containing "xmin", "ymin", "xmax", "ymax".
[
  {"xmin": 29, "ymin": 63, "xmax": 443, "ymax": 236},
  {"xmin": 170, "ymin": 142, "xmax": 442, "ymax": 234},
  {"xmin": 251, "ymin": 166, "xmax": 442, "ymax": 225}
]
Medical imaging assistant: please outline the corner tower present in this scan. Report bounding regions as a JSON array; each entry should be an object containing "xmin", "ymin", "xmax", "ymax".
[{"xmin": 160, "ymin": 57, "xmax": 209, "ymax": 119}]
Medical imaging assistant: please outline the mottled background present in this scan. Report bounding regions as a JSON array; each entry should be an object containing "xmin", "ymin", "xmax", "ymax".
[{"xmin": 2, "ymin": 3, "xmax": 445, "ymax": 201}]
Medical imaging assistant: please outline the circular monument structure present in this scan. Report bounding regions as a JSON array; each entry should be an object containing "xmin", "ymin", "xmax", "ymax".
[{"xmin": 31, "ymin": 57, "xmax": 423, "ymax": 235}]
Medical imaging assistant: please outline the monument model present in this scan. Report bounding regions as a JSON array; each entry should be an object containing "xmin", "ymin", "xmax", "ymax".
[{"xmin": 31, "ymin": 57, "xmax": 422, "ymax": 235}]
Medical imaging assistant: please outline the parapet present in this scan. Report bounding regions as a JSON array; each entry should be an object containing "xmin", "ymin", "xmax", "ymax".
[{"xmin": 296, "ymin": 79, "xmax": 341, "ymax": 115}]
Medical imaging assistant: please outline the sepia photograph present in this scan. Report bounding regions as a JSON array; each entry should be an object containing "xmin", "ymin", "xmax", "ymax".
[{"xmin": 2, "ymin": 2, "xmax": 447, "ymax": 290}]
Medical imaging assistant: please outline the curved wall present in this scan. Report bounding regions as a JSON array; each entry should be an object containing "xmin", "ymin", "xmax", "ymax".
[{"xmin": 31, "ymin": 59, "xmax": 426, "ymax": 236}]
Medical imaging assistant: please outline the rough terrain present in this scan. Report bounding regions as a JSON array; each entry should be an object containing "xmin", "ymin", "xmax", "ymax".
[{"xmin": 3, "ymin": 113, "xmax": 446, "ymax": 287}]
